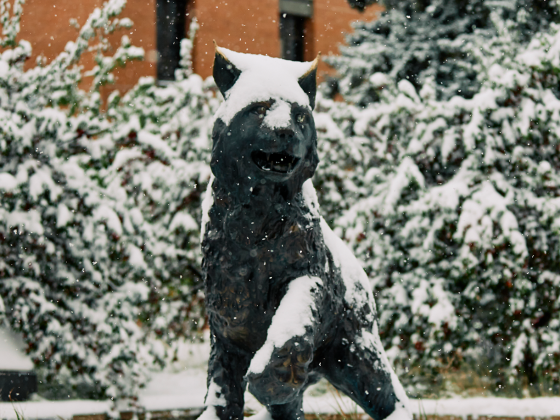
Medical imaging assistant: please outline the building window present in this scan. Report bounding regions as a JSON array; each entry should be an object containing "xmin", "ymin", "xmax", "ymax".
[
  {"xmin": 279, "ymin": 0, "xmax": 313, "ymax": 62},
  {"xmin": 156, "ymin": 0, "xmax": 189, "ymax": 82}
]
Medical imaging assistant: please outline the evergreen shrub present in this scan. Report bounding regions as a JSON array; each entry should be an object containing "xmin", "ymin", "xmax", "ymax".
[
  {"xmin": 0, "ymin": 0, "xmax": 215, "ymax": 401},
  {"xmin": 315, "ymin": 14, "xmax": 560, "ymax": 396}
]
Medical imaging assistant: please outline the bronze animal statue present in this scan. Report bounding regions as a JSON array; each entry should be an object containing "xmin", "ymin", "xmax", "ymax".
[{"xmin": 199, "ymin": 45, "xmax": 412, "ymax": 420}]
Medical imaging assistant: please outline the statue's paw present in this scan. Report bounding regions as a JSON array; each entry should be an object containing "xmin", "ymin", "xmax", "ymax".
[
  {"xmin": 269, "ymin": 337, "xmax": 312, "ymax": 385},
  {"xmin": 247, "ymin": 337, "xmax": 313, "ymax": 405}
]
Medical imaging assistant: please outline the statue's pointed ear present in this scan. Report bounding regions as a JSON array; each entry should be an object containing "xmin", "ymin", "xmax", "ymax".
[
  {"xmin": 298, "ymin": 53, "xmax": 320, "ymax": 109},
  {"xmin": 213, "ymin": 41, "xmax": 241, "ymax": 98}
]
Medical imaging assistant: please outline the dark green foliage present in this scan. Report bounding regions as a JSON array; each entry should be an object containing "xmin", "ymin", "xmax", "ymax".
[
  {"xmin": 328, "ymin": 0, "xmax": 560, "ymax": 105},
  {"xmin": 314, "ymin": 19, "xmax": 560, "ymax": 395},
  {"xmin": 0, "ymin": 1, "xmax": 214, "ymax": 401}
]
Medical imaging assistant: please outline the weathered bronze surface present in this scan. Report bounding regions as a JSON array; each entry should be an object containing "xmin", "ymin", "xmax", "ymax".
[{"xmin": 200, "ymin": 48, "xmax": 409, "ymax": 420}]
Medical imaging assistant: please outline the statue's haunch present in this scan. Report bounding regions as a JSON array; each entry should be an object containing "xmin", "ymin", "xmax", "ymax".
[{"xmin": 199, "ymin": 45, "xmax": 412, "ymax": 420}]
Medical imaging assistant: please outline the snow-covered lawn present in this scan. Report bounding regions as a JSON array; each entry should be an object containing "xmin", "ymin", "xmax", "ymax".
[
  {"xmin": 2, "ymin": 341, "xmax": 559, "ymax": 420},
  {"xmin": 1, "ymin": 367, "xmax": 559, "ymax": 420}
]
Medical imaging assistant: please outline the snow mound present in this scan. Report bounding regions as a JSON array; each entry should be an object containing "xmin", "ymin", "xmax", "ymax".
[{"xmin": 0, "ymin": 326, "xmax": 34, "ymax": 371}]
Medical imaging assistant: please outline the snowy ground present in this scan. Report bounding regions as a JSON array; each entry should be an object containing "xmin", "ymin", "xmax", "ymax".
[
  {"xmin": 2, "ymin": 371, "xmax": 560, "ymax": 420},
  {"xmin": 1, "ymin": 339, "xmax": 559, "ymax": 420},
  {"xmin": 139, "ymin": 369, "xmax": 560, "ymax": 418},
  {"xmin": 0, "ymin": 326, "xmax": 34, "ymax": 371}
]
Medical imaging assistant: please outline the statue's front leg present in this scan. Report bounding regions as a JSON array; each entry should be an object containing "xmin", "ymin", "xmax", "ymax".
[
  {"xmin": 199, "ymin": 333, "xmax": 251, "ymax": 420},
  {"xmin": 246, "ymin": 275, "xmax": 323, "ymax": 409}
]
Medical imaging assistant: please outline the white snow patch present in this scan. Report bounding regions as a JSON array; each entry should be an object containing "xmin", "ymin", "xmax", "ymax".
[
  {"xmin": 411, "ymin": 279, "xmax": 457, "ymax": 328},
  {"xmin": 384, "ymin": 157, "xmax": 425, "ymax": 214},
  {"xmin": 409, "ymin": 397, "xmax": 560, "ymax": 418},
  {"xmin": 427, "ymin": 283, "xmax": 456, "ymax": 327},
  {"xmin": 0, "ymin": 400, "xmax": 112, "ymax": 420},
  {"xmin": 386, "ymin": 405, "xmax": 413, "ymax": 420},
  {"xmin": 304, "ymin": 395, "xmax": 560, "ymax": 418},
  {"xmin": 0, "ymin": 173, "xmax": 17, "ymax": 191},
  {"xmin": 463, "ymin": 108, "xmax": 483, "ymax": 150},
  {"xmin": 197, "ymin": 407, "xmax": 221, "ymax": 420},
  {"xmin": 370, "ymin": 72, "xmax": 389, "ymax": 87},
  {"xmin": 0, "ymin": 61, "xmax": 9, "ymax": 79},
  {"xmin": 519, "ymin": 48, "xmax": 545, "ymax": 68},
  {"xmin": 6, "ymin": 210, "xmax": 44, "ymax": 235},
  {"xmin": 28, "ymin": 170, "xmax": 62, "ymax": 201},
  {"xmin": 0, "ymin": 326, "xmax": 34, "ymax": 371},
  {"xmin": 137, "ymin": 130, "xmax": 177, "ymax": 160},
  {"xmin": 319, "ymin": 218, "xmax": 372, "ymax": 312},
  {"xmin": 263, "ymin": 100, "xmax": 293, "ymax": 129},
  {"xmin": 302, "ymin": 179, "xmax": 320, "ymax": 220},
  {"xmin": 112, "ymin": 148, "xmax": 143, "ymax": 170},
  {"xmin": 94, "ymin": 205, "xmax": 123, "ymax": 236},
  {"xmin": 56, "ymin": 203, "xmax": 72, "ymax": 228},
  {"xmin": 127, "ymin": 244, "xmax": 147, "ymax": 269},
  {"xmin": 138, "ymin": 369, "xmax": 207, "ymax": 411},
  {"xmin": 214, "ymin": 48, "xmax": 313, "ymax": 125},
  {"xmin": 200, "ymin": 174, "xmax": 214, "ymax": 242},
  {"xmin": 517, "ymin": 98, "xmax": 535, "ymax": 136},
  {"xmin": 510, "ymin": 333, "xmax": 528, "ymax": 369},
  {"xmin": 169, "ymin": 211, "xmax": 198, "ymax": 232},
  {"xmin": 398, "ymin": 80, "xmax": 419, "ymax": 102},
  {"xmin": 205, "ymin": 379, "xmax": 226, "ymax": 407},
  {"xmin": 313, "ymin": 111, "xmax": 346, "ymax": 139},
  {"xmin": 247, "ymin": 275, "xmax": 322, "ymax": 375}
]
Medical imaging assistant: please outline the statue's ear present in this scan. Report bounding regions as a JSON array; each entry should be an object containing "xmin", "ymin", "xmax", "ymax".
[
  {"xmin": 213, "ymin": 41, "xmax": 241, "ymax": 98},
  {"xmin": 298, "ymin": 54, "xmax": 320, "ymax": 109}
]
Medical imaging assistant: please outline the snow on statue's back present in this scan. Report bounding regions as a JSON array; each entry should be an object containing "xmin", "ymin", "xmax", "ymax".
[{"xmin": 199, "ymin": 45, "xmax": 412, "ymax": 420}]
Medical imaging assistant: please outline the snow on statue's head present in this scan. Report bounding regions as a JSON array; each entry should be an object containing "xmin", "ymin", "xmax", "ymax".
[{"xmin": 211, "ymin": 43, "xmax": 319, "ymax": 202}]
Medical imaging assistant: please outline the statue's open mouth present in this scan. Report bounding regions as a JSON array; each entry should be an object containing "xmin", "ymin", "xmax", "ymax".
[{"xmin": 251, "ymin": 150, "xmax": 300, "ymax": 174}]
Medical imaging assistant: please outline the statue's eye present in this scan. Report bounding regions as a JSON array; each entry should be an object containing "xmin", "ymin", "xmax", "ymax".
[
  {"xmin": 254, "ymin": 106, "xmax": 267, "ymax": 117},
  {"xmin": 296, "ymin": 114, "xmax": 306, "ymax": 123}
]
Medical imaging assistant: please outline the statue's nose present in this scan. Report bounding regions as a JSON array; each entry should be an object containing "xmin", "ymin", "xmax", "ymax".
[
  {"xmin": 274, "ymin": 127, "xmax": 305, "ymax": 157},
  {"xmin": 276, "ymin": 128, "xmax": 295, "ymax": 141}
]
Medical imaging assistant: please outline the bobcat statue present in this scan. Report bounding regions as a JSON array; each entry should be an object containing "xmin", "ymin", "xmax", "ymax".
[{"xmin": 199, "ymin": 44, "xmax": 412, "ymax": 420}]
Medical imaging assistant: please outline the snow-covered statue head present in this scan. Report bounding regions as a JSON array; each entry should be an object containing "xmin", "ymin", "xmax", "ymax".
[
  {"xmin": 210, "ymin": 44, "xmax": 319, "ymax": 201},
  {"xmin": 200, "ymin": 46, "xmax": 412, "ymax": 420}
]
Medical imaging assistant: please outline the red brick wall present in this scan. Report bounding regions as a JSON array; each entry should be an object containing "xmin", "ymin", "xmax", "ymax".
[
  {"xmin": 312, "ymin": 0, "xmax": 383, "ymax": 79},
  {"xmin": 15, "ymin": 0, "xmax": 382, "ymax": 91},
  {"xmin": 191, "ymin": 0, "xmax": 281, "ymax": 77},
  {"xmin": 18, "ymin": 0, "xmax": 157, "ymax": 94},
  {"xmin": 191, "ymin": 0, "xmax": 384, "ymax": 80}
]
